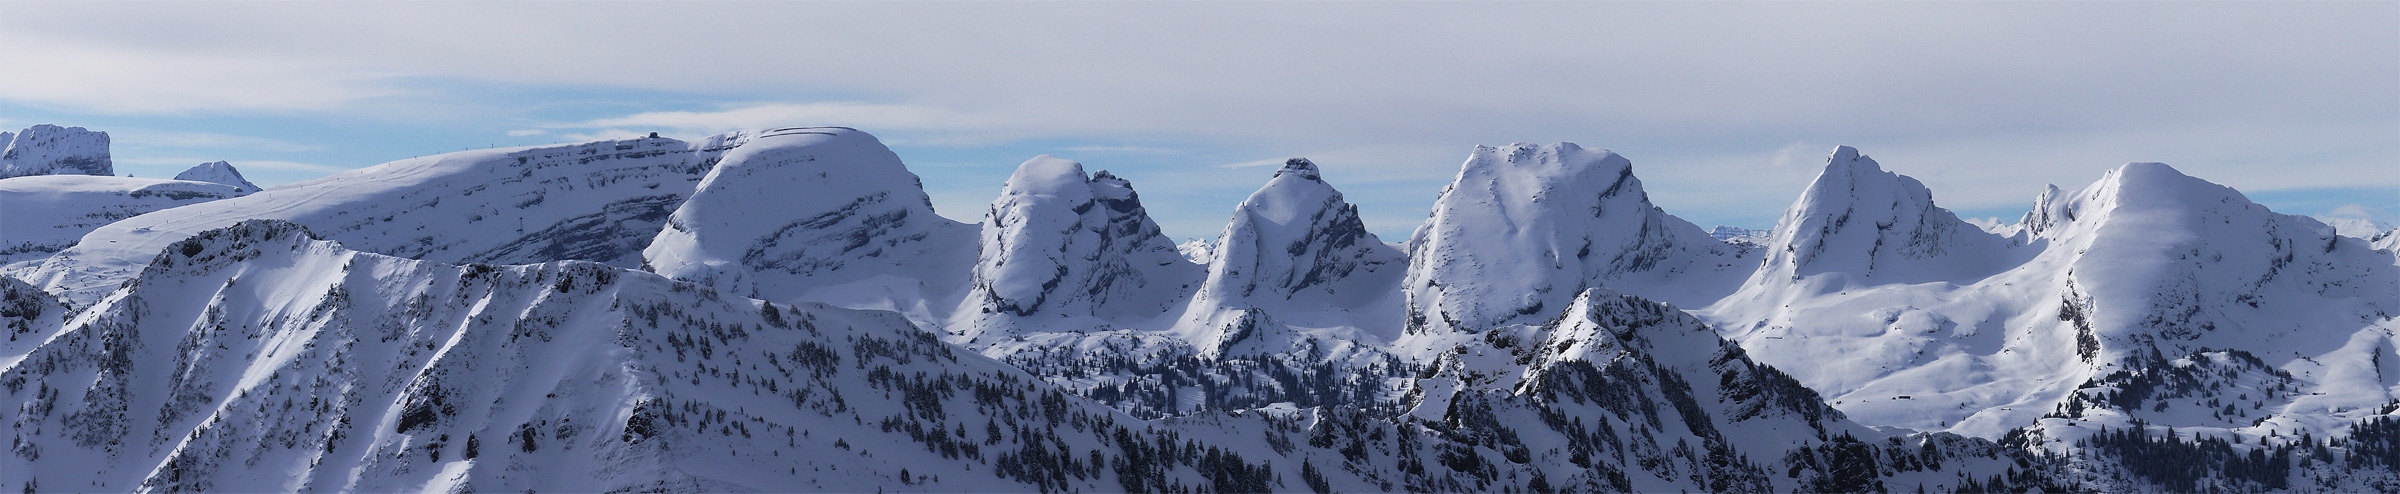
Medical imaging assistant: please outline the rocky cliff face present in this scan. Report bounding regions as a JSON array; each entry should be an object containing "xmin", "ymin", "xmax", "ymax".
[{"xmin": 0, "ymin": 124, "xmax": 112, "ymax": 179}]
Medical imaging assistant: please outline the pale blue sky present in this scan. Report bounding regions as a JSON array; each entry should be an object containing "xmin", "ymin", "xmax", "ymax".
[{"xmin": 3, "ymin": 2, "xmax": 2393, "ymax": 240}]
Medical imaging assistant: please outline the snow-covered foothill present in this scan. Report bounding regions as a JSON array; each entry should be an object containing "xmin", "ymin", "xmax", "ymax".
[
  {"xmin": 0, "ymin": 175, "xmax": 242, "ymax": 267},
  {"xmin": 0, "ymin": 124, "xmax": 112, "ymax": 179},
  {"xmin": 644, "ymin": 127, "xmax": 977, "ymax": 329},
  {"xmin": 173, "ymin": 161, "xmax": 264, "ymax": 194}
]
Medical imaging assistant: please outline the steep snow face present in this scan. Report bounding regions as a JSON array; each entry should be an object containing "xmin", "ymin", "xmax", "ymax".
[
  {"xmin": 17, "ymin": 135, "xmax": 727, "ymax": 305},
  {"xmin": 1751, "ymin": 146, "xmax": 2020, "ymax": 285},
  {"xmin": 957, "ymin": 155, "xmax": 1197, "ymax": 341},
  {"xmin": 1174, "ymin": 158, "xmax": 1405, "ymax": 354},
  {"xmin": 1707, "ymin": 161, "xmax": 2400, "ymax": 440},
  {"xmin": 643, "ymin": 127, "xmax": 976, "ymax": 327},
  {"xmin": 1195, "ymin": 159, "xmax": 1402, "ymax": 312},
  {"xmin": 1402, "ymin": 143, "xmax": 1748, "ymax": 336},
  {"xmin": 173, "ymin": 161, "xmax": 263, "ymax": 194},
  {"xmin": 0, "ymin": 175, "xmax": 241, "ymax": 267},
  {"xmin": 0, "ymin": 124, "xmax": 112, "ymax": 178}
]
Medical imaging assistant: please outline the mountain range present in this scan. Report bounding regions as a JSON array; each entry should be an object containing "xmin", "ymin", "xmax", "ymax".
[{"xmin": 3, "ymin": 124, "xmax": 2396, "ymax": 492}]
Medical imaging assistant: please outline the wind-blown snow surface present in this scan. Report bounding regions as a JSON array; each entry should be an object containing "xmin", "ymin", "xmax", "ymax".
[
  {"xmin": 1403, "ymin": 143, "xmax": 1751, "ymax": 338},
  {"xmin": 172, "ymin": 161, "xmax": 263, "ymax": 195},
  {"xmin": 1706, "ymin": 151, "xmax": 2400, "ymax": 457},
  {"xmin": 0, "ymin": 125, "xmax": 112, "ymax": 179},
  {"xmin": 0, "ymin": 175, "xmax": 242, "ymax": 267},
  {"xmin": 14, "ymin": 134, "xmax": 735, "ymax": 305}
]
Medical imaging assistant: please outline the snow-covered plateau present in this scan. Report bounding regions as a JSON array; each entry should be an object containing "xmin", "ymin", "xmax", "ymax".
[{"xmin": 3, "ymin": 124, "xmax": 2396, "ymax": 492}]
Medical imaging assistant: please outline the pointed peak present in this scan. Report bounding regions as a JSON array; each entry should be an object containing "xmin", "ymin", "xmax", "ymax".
[
  {"xmin": 1823, "ymin": 145, "xmax": 1883, "ymax": 175},
  {"xmin": 1829, "ymin": 145, "xmax": 1864, "ymax": 162},
  {"xmin": 1275, "ymin": 158, "xmax": 1321, "ymax": 181}
]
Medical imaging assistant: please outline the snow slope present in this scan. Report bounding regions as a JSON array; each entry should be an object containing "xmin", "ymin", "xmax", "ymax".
[
  {"xmin": 15, "ymin": 134, "xmax": 731, "ymax": 305},
  {"xmin": 0, "ymin": 175, "xmax": 242, "ymax": 267},
  {"xmin": 173, "ymin": 161, "xmax": 263, "ymax": 195},
  {"xmin": 1402, "ymin": 143, "xmax": 1751, "ymax": 338},
  {"xmin": 643, "ymin": 127, "xmax": 976, "ymax": 329},
  {"xmin": 0, "ymin": 124, "xmax": 111, "ymax": 179}
]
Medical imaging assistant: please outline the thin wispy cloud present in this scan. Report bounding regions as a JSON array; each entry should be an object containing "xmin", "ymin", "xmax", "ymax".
[{"xmin": 0, "ymin": 1, "xmax": 2388, "ymax": 234}]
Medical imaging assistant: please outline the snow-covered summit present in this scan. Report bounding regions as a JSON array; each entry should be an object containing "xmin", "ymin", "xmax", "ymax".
[
  {"xmin": 957, "ymin": 155, "xmax": 1197, "ymax": 341},
  {"xmin": 173, "ymin": 161, "xmax": 263, "ymax": 194},
  {"xmin": 643, "ymin": 127, "xmax": 976, "ymax": 325},
  {"xmin": 1168, "ymin": 157, "xmax": 1406, "ymax": 355},
  {"xmin": 1751, "ymin": 146, "xmax": 2018, "ymax": 285},
  {"xmin": 0, "ymin": 124, "xmax": 112, "ymax": 179},
  {"xmin": 1402, "ymin": 142, "xmax": 1748, "ymax": 335},
  {"xmin": 1194, "ymin": 158, "xmax": 1402, "ymax": 312}
]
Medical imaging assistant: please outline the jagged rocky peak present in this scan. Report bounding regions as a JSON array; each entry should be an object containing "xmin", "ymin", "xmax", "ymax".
[
  {"xmin": 645, "ymin": 127, "xmax": 975, "ymax": 310},
  {"xmin": 1403, "ymin": 142, "xmax": 1738, "ymax": 334},
  {"xmin": 0, "ymin": 124, "xmax": 112, "ymax": 178},
  {"xmin": 1756, "ymin": 145, "xmax": 2013, "ymax": 283},
  {"xmin": 964, "ymin": 155, "xmax": 1196, "ymax": 336},
  {"xmin": 174, "ymin": 161, "xmax": 263, "ymax": 194},
  {"xmin": 1195, "ymin": 157, "xmax": 1402, "ymax": 310}
]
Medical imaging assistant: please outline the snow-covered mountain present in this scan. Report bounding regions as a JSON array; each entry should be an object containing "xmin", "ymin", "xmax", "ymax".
[
  {"xmin": 14, "ymin": 134, "xmax": 729, "ymax": 305},
  {"xmin": 1176, "ymin": 158, "xmax": 1405, "ymax": 354},
  {"xmin": 1402, "ymin": 142, "xmax": 1751, "ymax": 338},
  {"xmin": 1, "ymin": 220, "xmax": 2057, "ymax": 493},
  {"xmin": 0, "ymin": 124, "xmax": 112, "ymax": 179},
  {"xmin": 643, "ymin": 127, "xmax": 977, "ymax": 329},
  {"xmin": 954, "ymin": 155, "xmax": 1197, "ymax": 343},
  {"xmin": 1699, "ymin": 151, "xmax": 2400, "ymax": 489},
  {"xmin": 7, "ymin": 124, "xmax": 2396, "ymax": 491},
  {"xmin": 0, "ymin": 175, "xmax": 243, "ymax": 267},
  {"xmin": 172, "ymin": 161, "xmax": 263, "ymax": 195}
]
